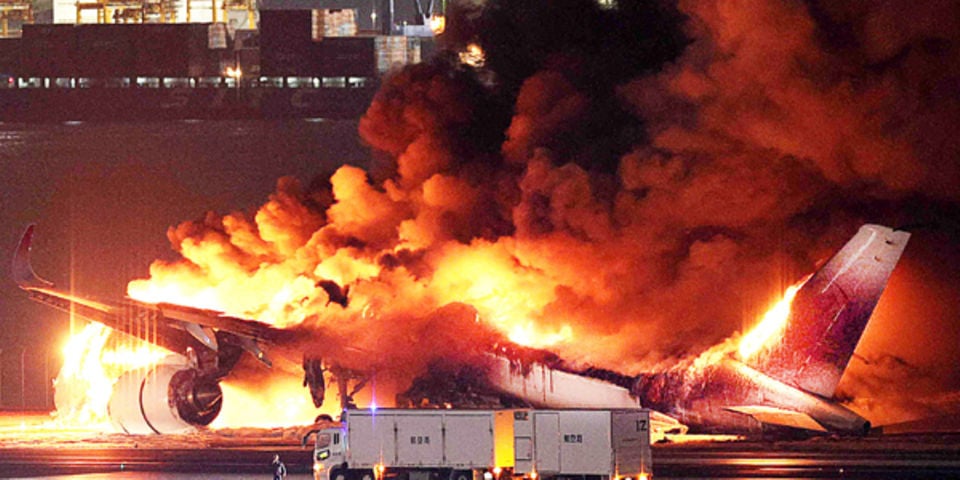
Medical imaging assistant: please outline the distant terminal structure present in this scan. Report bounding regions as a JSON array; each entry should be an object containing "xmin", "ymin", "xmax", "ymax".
[
  {"xmin": 0, "ymin": 0, "xmax": 445, "ymax": 120},
  {"xmin": 0, "ymin": 0, "xmax": 33, "ymax": 37},
  {"xmin": 2, "ymin": 0, "xmax": 445, "ymax": 36}
]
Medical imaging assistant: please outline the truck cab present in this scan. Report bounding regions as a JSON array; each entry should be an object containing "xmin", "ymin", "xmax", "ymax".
[{"xmin": 310, "ymin": 427, "xmax": 350, "ymax": 480}]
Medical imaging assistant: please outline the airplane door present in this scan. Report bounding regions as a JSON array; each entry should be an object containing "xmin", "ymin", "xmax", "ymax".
[{"xmin": 534, "ymin": 412, "xmax": 560, "ymax": 474}]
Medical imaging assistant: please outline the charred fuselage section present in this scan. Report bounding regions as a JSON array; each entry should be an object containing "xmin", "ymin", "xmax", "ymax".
[{"xmin": 633, "ymin": 356, "xmax": 870, "ymax": 435}]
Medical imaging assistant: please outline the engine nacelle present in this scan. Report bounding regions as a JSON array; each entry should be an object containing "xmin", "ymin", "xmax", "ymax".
[{"xmin": 107, "ymin": 356, "xmax": 223, "ymax": 434}]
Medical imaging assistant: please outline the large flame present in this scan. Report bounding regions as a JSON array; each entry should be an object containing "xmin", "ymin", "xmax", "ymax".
[
  {"xmin": 737, "ymin": 278, "xmax": 807, "ymax": 360},
  {"xmin": 54, "ymin": 323, "xmax": 168, "ymax": 428},
  {"xmin": 213, "ymin": 378, "xmax": 331, "ymax": 429},
  {"xmin": 53, "ymin": 164, "xmax": 815, "ymax": 431},
  {"xmin": 49, "ymin": 0, "xmax": 960, "ymax": 432},
  {"xmin": 55, "ymin": 319, "xmax": 334, "ymax": 430}
]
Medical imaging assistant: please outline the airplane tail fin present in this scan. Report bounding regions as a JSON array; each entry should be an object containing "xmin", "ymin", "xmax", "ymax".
[
  {"xmin": 747, "ymin": 224, "xmax": 910, "ymax": 398},
  {"xmin": 12, "ymin": 224, "xmax": 54, "ymax": 290}
]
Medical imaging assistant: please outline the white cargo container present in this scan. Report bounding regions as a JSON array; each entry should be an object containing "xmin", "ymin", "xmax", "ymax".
[
  {"xmin": 512, "ymin": 409, "xmax": 652, "ymax": 480},
  {"xmin": 308, "ymin": 409, "xmax": 515, "ymax": 480},
  {"xmin": 307, "ymin": 409, "xmax": 651, "ymax": 480}
]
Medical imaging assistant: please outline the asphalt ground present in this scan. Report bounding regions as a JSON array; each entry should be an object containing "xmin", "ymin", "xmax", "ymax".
[{"xmin": 2, "ymin": 413, "xmax": 959, "ymax": 479}]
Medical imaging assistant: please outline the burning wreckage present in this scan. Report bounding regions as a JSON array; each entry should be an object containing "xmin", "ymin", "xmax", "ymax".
[{"xmin": 13, "ymin": 223, "xmax": 909, "ymax": 436}]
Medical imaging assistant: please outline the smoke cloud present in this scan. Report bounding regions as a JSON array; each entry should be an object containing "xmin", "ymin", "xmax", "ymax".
[{"xmin": 129, "ymin": 0, "xmax": 960, "ymax": 423}]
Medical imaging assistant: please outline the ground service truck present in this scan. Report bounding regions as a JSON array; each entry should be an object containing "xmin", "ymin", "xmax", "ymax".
[{"xmin": 305, "ymin": 409, "xmax": 652, "ymax": 480}]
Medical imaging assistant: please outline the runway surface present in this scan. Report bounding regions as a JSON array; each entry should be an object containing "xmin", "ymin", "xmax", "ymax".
[
  {"xmin": 4, "ymin": 439, "xmax": 960, "ymax": 479},
  {"xmin": 0, "ymin": 447, "xmax": 314, "ymax": 477},
  {"xmin": 655, "ymin": 442, "xmax": 960, "ymax": 478},
  {"xmin": 2, "ymin": 414, "xmax": 960, "ymax": 479}
]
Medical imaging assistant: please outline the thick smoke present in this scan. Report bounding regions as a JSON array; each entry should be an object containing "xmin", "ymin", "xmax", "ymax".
[{"xmin": 130, "ymin": 0, "xmax": 960, "ymax": 423}]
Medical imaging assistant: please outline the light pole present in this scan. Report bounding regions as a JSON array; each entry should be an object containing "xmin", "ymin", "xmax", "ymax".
[
  {"xmin": 44, "ymin": 348, "xmax": 50, "ymax": 409},
  {"xmin": 20, "ymin": 346, "xmax": 25, "ymax": 410}
]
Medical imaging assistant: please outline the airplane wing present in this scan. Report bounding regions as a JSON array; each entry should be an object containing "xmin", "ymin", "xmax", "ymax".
[
  {"xmin": 12, "ymin": 225, "xmax": 284, "ymax": 368},
  {"xmin": 725, "ymin": 405, "xmax": 828, "ymax": 432},
  {"xmin": 11, "ymin": 225, "xmax": 370, "ymax": 433}
]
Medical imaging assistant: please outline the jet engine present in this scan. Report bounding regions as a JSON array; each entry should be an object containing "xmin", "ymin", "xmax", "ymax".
[{"xmin": 107, "ymin": 356, "xmax": 223, "ymax": 434}]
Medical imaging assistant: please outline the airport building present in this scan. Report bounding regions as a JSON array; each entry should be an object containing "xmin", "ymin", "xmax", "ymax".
[{"xmin": 0, "ymin": 0, "xmax": 442, "ymax": 120}]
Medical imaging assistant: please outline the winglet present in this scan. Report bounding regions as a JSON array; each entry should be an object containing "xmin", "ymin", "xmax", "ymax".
[{"xmin": 12, "ymin": 225, "xmax": 54, "ymax": 290}]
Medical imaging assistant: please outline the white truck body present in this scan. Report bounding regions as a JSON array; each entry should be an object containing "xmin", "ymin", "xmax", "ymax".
[
  {"xmin": 310, "ymin": 408, "xmax": 651, "ymax": 480},
  {"xmin": 342, "ymin": 409, "xmax": 503, "ymax": 468},
  {"xmin": 512, "ymin": 409, "xmax": 651, "ymax": 479}
]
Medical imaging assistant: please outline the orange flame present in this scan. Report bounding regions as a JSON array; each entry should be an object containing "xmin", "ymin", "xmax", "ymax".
[
  {"xmin": 54, "ymin": 323, "xmax": 168, "ymax": 429},
  {"xmin": 428, "ymin": 14, "xmax": 446, "ymax": 35},
  {"xmin": 212, "ymin": 378, "xmax": 332, "ymax": 429},
  {"xmin": 459, "ymin": 43, "xmax": 486, "ymax": 67},
  {"xmin": 737, "ymin": 277, "xmax": 808, "ymax": 360}
]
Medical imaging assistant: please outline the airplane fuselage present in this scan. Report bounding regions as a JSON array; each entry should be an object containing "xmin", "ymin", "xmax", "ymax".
[
  {"xmin": 12, "ymin": 223, "xmax": 908, "ymax": 436},
  {"xmin": 633, "ymin": 355, "xmax": 869, "ymax": 434}
]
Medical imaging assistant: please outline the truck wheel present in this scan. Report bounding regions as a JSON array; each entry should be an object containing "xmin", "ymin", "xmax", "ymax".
[
  {"xmin": 330, "ymin": 467, "xmax": 346, "ymax": 480},
  {"xmin": 451, "ymin": 470, "xmax": 471, "ymax": 480},
  {"xmin": 361, "ymin": 471, "xmax": 374, "ymax": 480}
]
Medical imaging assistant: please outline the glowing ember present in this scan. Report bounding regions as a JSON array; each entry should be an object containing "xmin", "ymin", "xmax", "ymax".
[
  {"xmin": 737, "ymin": 278, "xmax": 807, "ymax": 360},
  {"xmin": 429, "ymin": 14, "xmax": 446, "ymax": 35},
  {"xmin": 459, "ymin": 43, "xmax": 485, "ymax": 67}
]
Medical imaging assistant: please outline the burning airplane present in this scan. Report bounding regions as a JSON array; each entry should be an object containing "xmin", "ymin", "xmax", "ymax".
[
  {"xmin": 13, "ymin": 222, "xmax": 908, "ymax": 435},
  {"xmin": 635, "ymin": 226, "xmax": 911, "ymax": 434},
  {"xmin": 12, "ymin": 0, "xmax": 955, "ymax": 438}
]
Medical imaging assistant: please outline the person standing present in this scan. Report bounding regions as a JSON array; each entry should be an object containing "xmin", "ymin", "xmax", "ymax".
[{"xmin": 272, "ymin": 454, "xmax": 287, "ymax": 480}]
